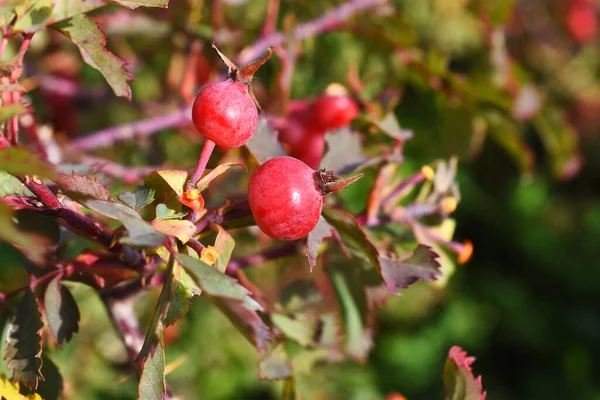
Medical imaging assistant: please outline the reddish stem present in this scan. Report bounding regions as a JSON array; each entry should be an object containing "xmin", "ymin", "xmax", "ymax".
[
  {"xmin": 187, "ymin": 237, "xmax": 205, "ymax": 254},
  {"xmin": 261, "ymin": 0, "xmax": 281, "ymax": 37},
  {"xmin": 0, "ymin": 36, "xmax": 8, "ymax": 59},
  {"xmin": 0, "ymin": 269, "xmax": 62, "ymax": 303},
  {"xmin": 225, "ymin": 242, "xmax": 300, "ymax": 276},
  {"xmin": 186, "ymin": 139, "xmax": 216, "ymax": 192}
]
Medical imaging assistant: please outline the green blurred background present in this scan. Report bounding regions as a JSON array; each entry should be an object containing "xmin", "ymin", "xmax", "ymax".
[{"xmin": 2, "ymin": 0, "xmax": 600, "ymax": 399}]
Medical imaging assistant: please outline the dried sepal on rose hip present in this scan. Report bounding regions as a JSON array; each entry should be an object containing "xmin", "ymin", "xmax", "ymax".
[
  {"xmin": 191, "ymin": 43, "xmax": 274, "ymax": 149},
  {"xmin": 248, "ymin": 156, "xmax": 362, "ymax": 241}
]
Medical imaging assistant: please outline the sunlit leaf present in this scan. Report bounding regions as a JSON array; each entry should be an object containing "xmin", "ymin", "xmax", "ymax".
[
  {"xmin": 12, "ymin": 0, "xmax": 52, "ymax": 33},
  {"xmin": 444, "ymin": 346, "xmax": 487, "ymax": 400},
  {"xmin": 213, "ymin": 224, "xmax": 235, "ymax": 274},
  {"xmin": 144, "ymin": 169, "xmax": 188, "ymax": 201},
  {"xmin": 152, "ymin": 219, "xmax": 196, "ymax": 243},
  {"xmin": 320, "ymin": 128, "xmax": 366, "ymax": 175},
  {"xmin": 196, "ymin": 162, "xmax": 247, "ymax": 192},
  {"xmin": 44, "ymin": 277, "xmax": 80, "ymax": 346},
  {"xmin": 53, "ymin": 14, "xmax": 134, "ymax": 99}
]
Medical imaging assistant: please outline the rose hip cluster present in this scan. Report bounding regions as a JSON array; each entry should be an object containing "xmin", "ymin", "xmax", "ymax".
[
  {"xmin": 277, "ymin": 86, "xmax": 360, "ymax": 169},
  {"xmin": 191, "ymin": 45, "xmax": 361, "ymax": 241}
]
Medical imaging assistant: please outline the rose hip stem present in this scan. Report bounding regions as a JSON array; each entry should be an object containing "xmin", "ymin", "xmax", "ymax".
[{"xmin": 186, "ymin": 139, "xmax": 216, "ymax": 192}]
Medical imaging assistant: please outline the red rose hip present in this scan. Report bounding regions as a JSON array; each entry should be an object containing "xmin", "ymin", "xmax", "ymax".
[
  {"xmin": 192, "ymin": 81, "xmax": 258, "ymax": 148},
  {"xmin": 248, "ymin": 156, "xmax": 364, "ymax": 240},
  {"xmin": 248, "ymin": 156, "xmax": 323, "ymax": 240},
  {"xmin": 191, "ymin": 44, "xmax": 274, "ymax": 149},
  {"xmin": 312, "ymin": 94, "xmax": 359, "ymax": 132}
]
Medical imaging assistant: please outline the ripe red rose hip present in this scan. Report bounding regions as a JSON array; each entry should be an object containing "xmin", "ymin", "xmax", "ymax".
[
  {"xmin": 248, "ymin": 156, "xmax": 363, "ymax": 240},
  {"xmin": 192, "ymin": 81, "xmax": 258, "ymax": 148},
  {"xmin": 191, "ymin": 44, "xmax": 274, "ymax": 149},
  {"xmin": 249, "ymin": 157, "xmax": 322, "ymax": 240},
  {"xmin": 312, "ymin": 94, "xmax": 359, "ymax": 132}
]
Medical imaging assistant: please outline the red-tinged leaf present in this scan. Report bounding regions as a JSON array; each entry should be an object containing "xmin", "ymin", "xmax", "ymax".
[
  {"xmin": 306, "ymin": 216, "xmax": 336, "ymax": 272},
  {"xmin": 52, "ymin": 15, "xmax": 134, "ymax": 100},
  {"xmin": 378, "ymin": 245, "xmax": 442, "ymax": 295},
  {"xmin": 212, "ymin": 224, "xmax": 235, "ymax": 274},
  {"xmin": 258, "ymin": 344, "xmax": 291, "ymax": 381},
  {"xmin": 246, "ymin": 117, "xmax": 286, "ymax": 164},
  {"xmin": 144, "ymin": 169, "xmax": 188, "ymax": 201},
  {"xmin": 163, "ymin": 262, "xmax": 200, "ymax": 327},
  {"xmin": 320, "ymin": 128, "xmax": 366, "ymax": 175},
  {"xmin": 444, "ymin": 346, "xmax": 487, "ymax": 400},
  {"xmin": 85, "ymin": 199, "xmax": 165, "ymax": 247},
  {"xmin": 0, "ymin": 203, "xmax": 52, "ymax": 265},
  {"xmin": 43, "ymin": 277, "xmax": 80, "ymax": 346},
  {"xmin": 66, "ymin": 251, "xmax": 139, "ymax": 289},
  {"xmin": 138, "ymin": 341, "xmax": 166, "ymax": 400},
  {"xmin": 178, "ymin": 254, "xmax": 272, "ymax": 356},
  {"xmin": 321, "ymin": 207, "xmax": 379, "ymax": 268},
  {"xmin": 4, "ymin": 291, "xmax": 44, "ymax": 390},
  {"xmin": 109, "ymin": 0, "xmax": 169, "ymax": 9},
  {"xmin": 12, "ymin": 0, "xmax": 52, "ymax": 33},
  {"xmin": 196, "ymin": 162, "xmax": 247, "ymax": 192},
  {"xmin": 51, "ymin": 0, "xmax": 106, "ymax": 24},
  {"xmin": 55, "ymin": 172, "xmax": 113, "ymax": 202},
  {"xmin": 0, "ymin": 148, "xmax": 57, "ymax": 179},
  {"xmin": 152, "ymin": 219, "xmax": 196, "ymax": 243}
]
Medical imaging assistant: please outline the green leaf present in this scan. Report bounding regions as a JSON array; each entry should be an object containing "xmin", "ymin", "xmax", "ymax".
[
  {"xmin": 52, "ymin": 14, "xmax": 134, "ymax": 100},
  {"xmin": 196, "ymin": 162, "xmax": 247, "ymax": 192},
  {"xmin": 4, "ymin": 291, "xmax": 44, "ymax": 390},
  {"xmin": 306, "ymin": 216, "xmax": 336, "ymax": 272},
  {"xmin": 279, "ymin": 280, "xmax": 323, "ymax": 315},
  {"xmin": 138, "ymin": 342, "xmax": 166, "ymax": 400},
  {"xmin": 0, "ymin": 203, "xmax": 52, "ymax": 264},
  {"xmin": 118, "ymin": 187, "xmax": 155, "ymax": 210},
  {"xmin": 0, "ymin": 171, "xmax": 33, "ymax": 197},
  {"xmin": 258, "ymin": 344, "xmax": 292, "ymax": 381},
  {"xmin": 246, "ymin": 117, "xmax": 286, "ymax": 164},
  {"xmin": 43, "ymin": 277, "xmax": 80, "ymax": 346},
  {"xmin": 85, "ymin": 199, "xmax": 165, "ymax": 247},
  {"xmin": 12, "ymin": 0, "xmax": 52, "ymax": 33},
  {"xmin": 144, "ymin": 169, "xmax": 188, "ymax": 201},
  {"xmin": 55, "ymin": 172, "xmax": 113, "ymax": 202},
  {"xmin": 271, "ymin": 313, "xmax": 316, "ymax": 347},
  {"xmin": 0, "ymin": 148, "xmax": 57, "ymax": 179},
  {"xmin": 329, "ymin": 264, "xmax": 371, "ymax": 360},
  {"xmin": 378, "ymin": 245, "xmax": 441, "ymax": 295},
  {"xmin": 213, "ymin": 224, "xmax": 234, "ymax": 274},
  {"xmin": 162, "ymin": 262, "xmax": 200, "ymax": 327},
  {"xmin": 155, "ymin": 203, "xmax": 186, "ymax": 220},
  {"xmin": 178, "ymin": 254, "xmax": 272, "ymax": 355},
  {"xmin": 444, "ymin": 346, "xmax": 487, "ymax": 400},
  {"xmin": 0, "ymin": 104, "xmax": 25, "ymax": 123},
  {"xmin": 50, "ymin": 0, "xmax": 106, "ymax": 24},
  {"xmin": 152, "ymin": 219, "xmax": 196, "ymax": 243},
  {"xmin": 322, "ymin": 207, "xmax": 379, "ymax": 267},
  {"xmin": 109, "ymin": 0, "xmax": 169, "ymax": 9}
]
